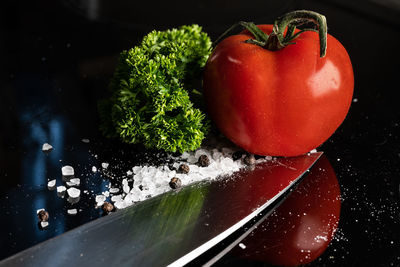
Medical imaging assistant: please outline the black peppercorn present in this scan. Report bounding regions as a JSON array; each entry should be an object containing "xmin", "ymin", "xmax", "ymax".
[
  {"xmin": 38, "ymin": 210, "xmax": 49, "ymax": 222},
  {"xmin": 232, "ymin": 151, "xmax": 243, "ymax": 161},
  {"xmin": 243, "ymin": 154, "xmax": 256, "ymax": 166},
  {"xmin": 178, "ymin": 164, "xmax": 190, "ymax": 174},
  {"xmin": 102, "ymin": 202, "xmax": 114, "ymax": 213},
  {"xmin": 169, "ymin": 177, "xmax": 182, "ymax": 189},
  {"xmin": 198, "ymin": 155, "xmax": 210, "ymax": 167}
]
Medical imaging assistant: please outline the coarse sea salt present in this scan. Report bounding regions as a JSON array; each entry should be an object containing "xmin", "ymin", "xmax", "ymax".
[
  {"xmin": 67, "ymin": 187, "xmax": 81, "ymax": 198},
  {"xmin": 40, "ymin": 221, "xmax": 49, "ymax": 228},
  {"xmin": 95, "ymin": 146, "xmax": 270, "ymax": 211},
  {"xmin": 101, "ymin": 162, "xmax": 109, "ymax": 169},
  {"xmin": 57, "ymin": 186, "xmax": 66, "ymax": 193},
  {"xmin": 95, "ymin": 195, "xmax": 106, "ymax": 203},
  {"xmin": 42, "ymin": 143, "xmax": 53, "ymax": 152},
  {"xmin": 66, "ymin": 178, "xmax": 80, "ymax": 187},
  {"xmin": 67, "ymin": 209, "xmax": 78, "ymax": 215},
  {"xmin": 47, "ymin": 179, "xmax": 56, "ymax": 188},
  {"xmin": 62, "ymin": 166, "xmax": 74, "ymax": 177}
]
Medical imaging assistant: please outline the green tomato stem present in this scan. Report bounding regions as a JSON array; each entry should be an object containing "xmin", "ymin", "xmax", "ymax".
[
  {"xmin": 214, "ymin": 10, "xmax": 328, "ymax": 58},
  {"xmin": 271, "ymin": 10, "xmax": 327, "ymax": 57}
]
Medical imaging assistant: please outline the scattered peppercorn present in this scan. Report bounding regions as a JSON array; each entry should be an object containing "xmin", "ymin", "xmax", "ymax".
[
  {"xmin": 178, "ymin": 164, "xmax": 190, "ymax": 174},
  {"xmin": 243, "ymin": 154, "xmax": 256, "ymax": 166},
  {"xmin": 232, "ymin": 151, "xmax": 244, "ymax": 161},
  {"xmin": 38, "ymin": 210, "xmax": 49, "ymax": 222},
  {"xmin": 102, "ymin": 202, "xmax": 114, "ymax": 213},
  {"xmin": 198, "ymin": 154, "xmax": 210, "ymax": 167},
  {"xmin": 169, "ymin": 177, "xmax": 182, "ymax": 189}
]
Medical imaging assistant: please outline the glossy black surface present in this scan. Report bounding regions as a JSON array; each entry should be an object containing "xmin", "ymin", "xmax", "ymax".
[{"xmin": 1, "ymin": 0, "xmax": 399, "ymax": 266}]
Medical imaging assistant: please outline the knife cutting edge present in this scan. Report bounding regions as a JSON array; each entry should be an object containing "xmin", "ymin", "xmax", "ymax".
[{"xmin": 0, "ymin": 152, "xmax": 322, "ymax": 267}]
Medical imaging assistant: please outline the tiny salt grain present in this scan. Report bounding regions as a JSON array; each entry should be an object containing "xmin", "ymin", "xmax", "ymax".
[
  {"xmin": 95, "ymin": 195, "xmax": 106, "ymax": 203},
  {"xmin": 61, "ymin": 166, "xmax": 74, "ymax": 177},
  {"xmin": 40, "ymin": 221, "xmax": 49, "ymax": 228},
  {"xmin": 126, "ymin": 170, "xmax": 133, "ymax": 176},
  {"xmin": 169, "ymin": 177, "xmax": 182, "ymax": 189},
  {"xmin": 123, "ymin": 184, "xmax": 130, "ymax": 194},
  {"xmin": 57, "ymin": 186, "xmax": 66, "ymax": 193},
  {"xmin": 67, "ymin": 209, "xmax": 77, "ymax": 215},
  {"xmin": 70, "ymin": 178, "xmax": 80, "ymax": 186},
  {"xmin": 101, "ymin": 162, "xmax": 109, "ymax": 169},
  {"xmin": 114, "ymin": 201, "xmax": 125, "ymax": 210},
  {"xmin": 109, "ymin": 188, "xmax": 119, "ymax": 194},
  {"xmin": 102, "ymin": 191, "xmax": 110, "ymax": 197},
  {"xmin": 238, "ymin": 243, "xmax": 246, "ymax": 249},
  {"xmin": 67, "ymin": 187, "xmax": 81, "ymax": 198},
  {"xmin": 82, "ymin": 138, "xmax": 90, "ymax": 143},
  {"xmin": 198, "ymin": 155, "xmax": 210, "ymax": 167},
  {"xmin": 47, "ymin": 179, "xmax": 56, "ymax": 188},
  {"xmin": 111, "ymin": 195, "xmax": 122, "ymax": 203},
  {"xmin": 92, "ymin": 166, "xmax": 97, "ymax": 173},
  {"xmin": 42, "ymin": 143, "xmax": 53, "ymax": 152}
]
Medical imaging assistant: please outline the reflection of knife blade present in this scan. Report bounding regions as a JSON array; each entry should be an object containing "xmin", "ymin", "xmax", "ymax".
[{"xmin": 0, "ymin": 152, "xmax": 322, "ymax": 267}]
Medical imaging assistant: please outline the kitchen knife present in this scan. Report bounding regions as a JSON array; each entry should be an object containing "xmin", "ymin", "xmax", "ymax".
[{"xmin": 0, "ymin": 152, "xmax": 322, "ymax": 267}]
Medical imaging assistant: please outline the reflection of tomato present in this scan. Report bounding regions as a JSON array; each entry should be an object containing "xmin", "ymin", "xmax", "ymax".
[{"xmin": 235, "ymin": 155, "xmax": 340, "ymax": 266}]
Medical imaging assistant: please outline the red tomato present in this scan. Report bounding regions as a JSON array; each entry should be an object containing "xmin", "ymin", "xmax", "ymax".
[
  {"xmin": 233, "ymin": 155, "xmax": 341, "ymax": 266},
  {"xmin": 203, "ymin": 23, "xmax": 354, "ymax": 156}
]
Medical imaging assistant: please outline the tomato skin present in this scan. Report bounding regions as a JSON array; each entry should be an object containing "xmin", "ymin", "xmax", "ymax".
[{"xmin": 203, "ymin": 25, "xmax": 354, "ymax": 156}]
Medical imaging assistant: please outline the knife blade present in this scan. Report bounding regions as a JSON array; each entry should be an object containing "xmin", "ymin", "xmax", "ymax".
[{"xmin": 0, "ymin": 152, "xmax": 322, "ymax": 267}]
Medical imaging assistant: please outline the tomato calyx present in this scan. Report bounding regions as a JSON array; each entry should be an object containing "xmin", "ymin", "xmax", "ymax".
[{"xmin": 214, "ymin": 10, "xmax": 328, "ymax": 57}]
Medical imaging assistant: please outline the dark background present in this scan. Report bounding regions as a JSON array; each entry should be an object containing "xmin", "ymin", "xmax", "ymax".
[{"xmin": 1, "ymin": 0, "xmax": 399, "ymax": 266}]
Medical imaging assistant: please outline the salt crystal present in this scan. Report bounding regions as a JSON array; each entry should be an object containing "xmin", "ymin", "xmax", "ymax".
[
  {"xmin": 57, "ymin": 186, "xmax": 66, "ymax": 193},
  {"xmin": 95, "ymin": 195, "xmax": 106, "ymax": 203},
  {"xmin": 126, "ymin": 170, "xmax": 133, "ymax": 176},
  {"xmin": 102, "ymin": 191, "xmax": 110, "ymax": 197},
  {"xmin": 92, "ymin": 166, "xmax": 97, "ymax": 173},
  {"xmin": 40, "ymin": 221, "xmax": 49, "ymax": 228},
  {"xmin": 111, "ymin": 195, "xmax": 122, "ymax": 203},
  {"xmin": 123, "ymin": 194, "xmax": 134, "ymax": 205},
  {"xmin": 67, "ymin": 187, "xmax": 81, "ymax": 198},
  {"xmin": 102, "ymin": 162, "xmax": 109, "ymax": 169},
  {"xmin": 67, "ymin": 209, "xmax": 78, "ymax": 215},
  {"xmin": 62, "ymin": 166, "xmax": 74, "ymax": 177},
  {"xmin": 123, "ymin": 184, "xmax": 130, "ymax": 194},
  {"xmin": 132, "ymin": 166, "xmax": 141, "ymax": 174},
  {"xmin": 66, "ymin": 178, "xmax": 80, "ymax": 187},
  {"xmin": 47, "ymin": 179, "xmax": 56, "ymax": 188},
  {"xmin": 187, "ymin": 155, "xmax": 197, "ymax": 164},
  {"xmin": 122, "ymin": 179, "xmax": 128, "ymax": 186},
  {"xmin": 70, "ymin": 178, "xmax": 80, "ymax": 186},
  {"xmin": 42, "ymin": 143, "xmax": 53, "ymax": 152},
  {"xmin": 109, "ymin": 188, "xmax": 119, "ymax": 194},
  {"xmin": 114, "ymin": 201, "xmax": 125, "ymax": 210},
  {"xmin": 181, "ymin": 152, "xmax": 190, "ymax": 159},
  {"xmin": 82, "ymin": 138, "xmax": 90, "ymax": 143},
  {"xmin": 238, "ymin": 243, "xmax": 246, "ymax": 249}
]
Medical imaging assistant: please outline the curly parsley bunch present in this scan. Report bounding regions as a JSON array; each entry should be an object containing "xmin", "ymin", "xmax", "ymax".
[{"xmin": 99, "ymin": 25, "xmax": 212, "ymax": 153}]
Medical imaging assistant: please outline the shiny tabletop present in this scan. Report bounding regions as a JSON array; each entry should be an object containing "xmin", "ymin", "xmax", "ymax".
[{"xmin": 0, "ymin": 0, "xmax": 399, "ymax": 266}]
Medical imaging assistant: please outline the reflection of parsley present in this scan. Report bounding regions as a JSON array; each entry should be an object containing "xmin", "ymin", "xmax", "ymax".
[{"xmin": 98, "ymin": 25, "xmax": 212, "ymax": 153}]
